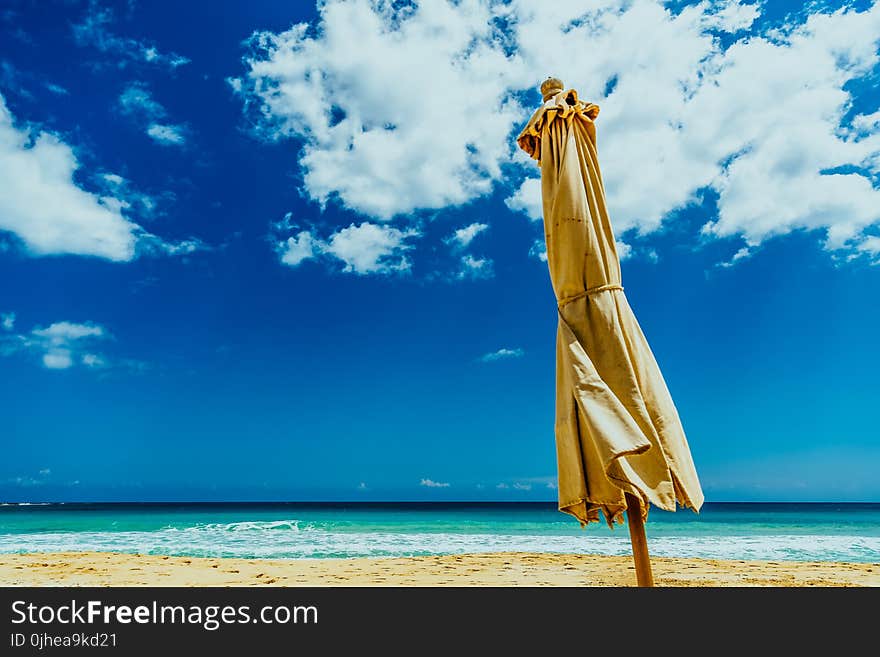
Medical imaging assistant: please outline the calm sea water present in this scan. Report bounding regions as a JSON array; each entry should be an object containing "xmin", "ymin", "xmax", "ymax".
[{"xmin": 0, "ymin": 502, "xmax": 878, "ymax": 563}]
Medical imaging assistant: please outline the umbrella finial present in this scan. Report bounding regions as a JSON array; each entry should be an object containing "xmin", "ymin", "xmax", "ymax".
[{"xmin": 540, "ymin": 77, "xmax": 564, "ymax": 101}]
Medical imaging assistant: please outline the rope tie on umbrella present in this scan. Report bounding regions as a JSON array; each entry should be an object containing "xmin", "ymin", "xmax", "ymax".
[{"xmin": 558, "ymin": 283, "xmax": 624, "ymax": 308}]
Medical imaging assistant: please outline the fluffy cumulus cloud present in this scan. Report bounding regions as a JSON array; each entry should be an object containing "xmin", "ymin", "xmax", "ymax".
[
  {"xmin": 479, "ymin": 347, "xmax": 524, "ymax": 363},
  {"xmin": 118, "ymin": 82, "xmax": 188, "ymax": 147},
  {"xmin": 237, "ymin": 0, "xmax": 880, "ymax": 264},
  {"xmin": 0, "ymin": 93, "xmax": 199, "ymax": 261},
  {"xmin": 511, "ymin": 0, "xmax": 880, "ymax": 263},
  {"xmin": 324, "ymin": 222, "xmax": 416, "ymax": 274},
  {"xmin": 0, "ymin": 94, "xmax": 138, "ymax": 260},
  {"xmin": 508, "ymin": 0, "xmax": 880, "ymax": 260},
  {"xmin": 0, "ymin": 319, "xmax": 111, "ymax": 370},
  {"xmin": 237, "ymin": 0, "xmax": 523, "ymax": 219},
  {"xmin": 273, "ymin": 214, "xmax": 418, "ymax": 274},
  {"xmin": 72, "ymin": 3, "xmax": 189, "ymax": 70},
  {"xmin": 504, "ymin": 177, "xmax": 542, "ymax": 222}
]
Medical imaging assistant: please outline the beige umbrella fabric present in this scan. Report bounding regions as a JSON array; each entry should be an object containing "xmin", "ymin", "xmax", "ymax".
[{"xmin": 517, "ymin": 78, "xmax": 704, "ymax": 529}]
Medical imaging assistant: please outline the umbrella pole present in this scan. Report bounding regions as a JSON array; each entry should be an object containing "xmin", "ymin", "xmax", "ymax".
[{"xmin": 624, "ymin": 493, "xmax": 655, "ymax": 587}]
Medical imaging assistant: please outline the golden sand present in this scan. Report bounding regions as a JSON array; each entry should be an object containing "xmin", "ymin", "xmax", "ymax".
[{"xmin": 1, "ymin": 551, "xmax": 877, "ymax": 587}]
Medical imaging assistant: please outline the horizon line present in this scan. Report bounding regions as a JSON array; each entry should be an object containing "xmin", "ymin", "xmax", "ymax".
[{"xmin": 2, "ymin": 500, "xmax": 879, "ymax": 506}]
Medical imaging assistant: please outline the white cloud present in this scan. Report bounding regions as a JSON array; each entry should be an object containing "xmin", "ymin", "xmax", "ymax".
[
  {"xmin": 850, "ymin": 236, "xmax": 880, "ymax": 265},
  {"xmin": 448, "ymin": 223, "xmax": 489, "ymax": 249},
  {"xmin": 509, "ymin": 0, "xmax": 880, "ymax": 259},
  {"xmin": 512, "ymin": 482, "xmax": 532, "ymax": 491},
  {"xmin": 45, "ymin": 83, "xmax": 69, "ymax": 95},
  {"xmin": 479, "ymin": 347, "xmax": 524, "ymax": 363},
  {"xmin": 238, "ymin": 0, "xmax": 523, "ymax": 219},
  {"xmin": 101, "ymin": 173, "xmax": 126, "ymax": 186},
  {"xmin": 0, "ymin": 318, "xmax": 140, "ymax": 372},
  {"xmin": 504, "ymin": 177, "xmax": 542, "ymax": 221},
  {"xmin": 615, "ymin": 241, "xmax": 632, "ymax": 260},
  {"xmin": 8, "ymin": 475, "xmax": 45, "ymax": 488},
  {"xmin": 420, "ymin": 478, "xmax": 450, "ymax": 488},
  {"xmin": 852, "ymin": 110, "xmax": 880, "ymax": 134},
  {"xmin": 239, "ymin": 0, "xmax": 880, "ymax": 265},
  {"xmin": 11, "ymin": 321, "xmax": 105, "ymax": 370},
  {"xmin": 146, "ymin": 123, "xmax": 186, "ymax": 146},
  {"xmin": 445, "ymin": 223, "xmax": 493, "ymax": 279},
  {"xmin": 0, "ymin": 93, "xmax": 198, "ymax": 260},
  {"xmin": 72, "ymin": 4, "xmax": 189, "ymax": 70},
  {"xmin": 32, "ymin": 321, "xmax": 104, "ymax": 343},
  {"xmin": 30, "ymin": 322, "xmax": 105, "ymax": 371},
  {"xmin": 95, "ymin": 172, "xmax": 168, "ymax": 221},
  {"xmin": 42, "ymin": 350, "xmax": 73, "ymax": 369},
  {"xmin": 495, "ymin": 482, "xmax": 509, "ymax": 489},
  {"xmin": 279, "ymin": 230, "xmax": 318, "ymax": 266},
  {"xmin": 137, "ymin": 235, "xmax": 204, "ymax": 257},
  {"xmin": 0, "ymin": 94, "xmax": 138, "ymax": 260},
  {"xmin": 274, "ymin": 216, "xmax": 418, "ymax": 275},
  {"xmin": 325, "ymin": 222, "xmax": 415, "ymax": 274},
  {"xmin": 118, "ymin": 83, "xmax": 188, "ymax": 147},
  {"xmin": 456, "ymin": 254, "xmax": 493, "ymax": 280},
  {"xmin": 528, "ymin": 239, "xmax": 547, "ymax": 262},
  {"xmin": 718, "ymin": 245, "xmax": 753, "ymax": 268},
  {"xmin": 1, "ymin": 312, "xmax": 14, "ymax": 331},
  {"xmin": 701, "ymin": 0, "xmax": 761, "ymax": 32},
  {"xmin": 0, "ymin": 92, "xmax": 201, "ymax": 261},
  {"xmin": 118, "ymin": 82, "xmax": 165, "ymax": 119},
  {"xmin": 81, "ymin": 353, "xmax": 106, "ymax": 368}
]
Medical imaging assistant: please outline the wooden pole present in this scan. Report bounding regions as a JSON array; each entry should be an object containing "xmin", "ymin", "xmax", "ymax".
[{"xmin": 624, "ymin": 492, "xmax": 655, "ymax": 587}]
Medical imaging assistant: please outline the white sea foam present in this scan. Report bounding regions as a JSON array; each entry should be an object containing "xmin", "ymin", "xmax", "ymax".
[
  {"xmin": 0, "ymin": 502, "xmax": 51, "ymax": 506},
  {"xmin": 1, "ymin": 520, "xmax": 878, "ymax": 562}
]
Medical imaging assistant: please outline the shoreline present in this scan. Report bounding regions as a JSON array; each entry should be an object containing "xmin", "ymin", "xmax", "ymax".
[{"xmin": 1, "ymin": 551, "xmax": 877, "ymax": 587}]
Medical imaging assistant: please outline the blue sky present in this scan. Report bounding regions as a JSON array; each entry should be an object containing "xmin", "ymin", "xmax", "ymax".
[{"xmin": 1, "ymin": 0, "xmax": 879, "ymax": 503}]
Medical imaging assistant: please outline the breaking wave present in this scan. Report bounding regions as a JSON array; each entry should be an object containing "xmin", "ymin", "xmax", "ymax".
[{"xmin": 1, "ymin": 519, "xmax": 878, "ymax": 562}]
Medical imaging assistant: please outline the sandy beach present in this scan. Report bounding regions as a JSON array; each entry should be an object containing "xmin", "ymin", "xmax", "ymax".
[{"xmin": 1, "ymin": 552, "xmax": 876, "ymax": 587}]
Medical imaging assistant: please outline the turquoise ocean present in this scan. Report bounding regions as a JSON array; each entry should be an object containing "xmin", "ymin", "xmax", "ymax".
[{"xmin": 1, "ymin": 503, "xmax": 878, "ymax": 563}]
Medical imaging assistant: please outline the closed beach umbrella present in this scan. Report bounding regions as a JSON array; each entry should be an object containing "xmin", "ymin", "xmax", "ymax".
[{"xmin": 516, "ymin": 78, "xmax": 704, "ymax": 586}]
